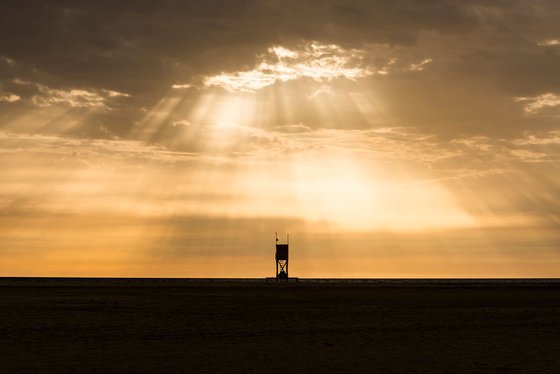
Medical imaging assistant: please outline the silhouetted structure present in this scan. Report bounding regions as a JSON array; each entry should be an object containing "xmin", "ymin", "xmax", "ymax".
[{"xmin": 275, "ymin": 233, "xmax": 289, "ymax": 282}]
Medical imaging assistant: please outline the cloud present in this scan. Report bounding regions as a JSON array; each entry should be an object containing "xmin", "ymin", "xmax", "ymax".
[
  {"xmin": 407, "ymin": 58, "xmax": 433, "ymax": 72},
  {"xmin": 516, "ymin": 93, "xmax": 560, "ymax": 114},
  {"xmin": 1, "ymin": 56, "xmax": 15, "ymax": 66},
  {"xmin": 511, "ymin": 130, "xmax": 560, "ymax": 145},
  {"xmin": 13, "ymin": 79, "xmax": 129, "ymax": 108},
  {"xmin": 201, "ymin": 42, "xmax": 374, "ymax": 93},
  {"xmin": 0, "ymin": 2, "xmax": 559, "ymax": 139},
  {"xmin": 171, "ymin": 84, "xmax": 192, "ymax": 89},
  {"xmin": 537, "ymin": 39, "xmax": 560, "ymax": 47},
  {"xmin": 0, "ymin": 92, "xmax": 20, "ymax": 102},
  {"xmin": 172, "ymin": 119, "xmax": 190, "ymax": 128},
  {"xmin": 307, "ymin": 85, "xmax": 337, "ymax": 100}
]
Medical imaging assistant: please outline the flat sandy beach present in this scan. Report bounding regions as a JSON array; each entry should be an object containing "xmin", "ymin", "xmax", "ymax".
[{"xmin": 1, "ymin": 278, "xmax": 559, "ymax": 373}]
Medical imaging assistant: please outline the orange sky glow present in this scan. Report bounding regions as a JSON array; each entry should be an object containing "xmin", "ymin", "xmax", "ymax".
[{"xmin": 1, "ymin": 2, "xmax": 559, "ymax": 277}]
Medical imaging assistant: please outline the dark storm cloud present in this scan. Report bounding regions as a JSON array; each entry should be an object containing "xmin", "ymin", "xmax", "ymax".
[{"xmin": 1, "ymin": 0, "xmax": 559, "ymax": 139}]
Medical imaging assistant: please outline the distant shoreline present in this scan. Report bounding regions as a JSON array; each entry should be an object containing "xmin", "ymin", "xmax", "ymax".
[{"xmin": 2, "ymin": 277, "xmax": 560, "ymax": 287}]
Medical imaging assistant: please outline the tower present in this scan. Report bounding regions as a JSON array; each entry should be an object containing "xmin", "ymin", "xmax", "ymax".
[{"xmin": 275, "ymin": 232, "xmax": 289, "ymax": 282}]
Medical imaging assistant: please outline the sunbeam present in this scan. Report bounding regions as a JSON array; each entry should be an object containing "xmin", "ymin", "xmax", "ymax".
[{"xmin": 1, "ymin": 22, "xmax": 559, "ymax": 277}]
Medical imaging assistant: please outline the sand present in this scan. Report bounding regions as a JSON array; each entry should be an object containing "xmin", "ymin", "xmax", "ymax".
[{"xmin": 1, "ymin": 278, "xmax": 560, "ymax": 373}]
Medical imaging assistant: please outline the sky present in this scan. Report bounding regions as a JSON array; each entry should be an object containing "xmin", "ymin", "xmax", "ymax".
[{"xmin": 0, "ymin": 0, "xmax": 559, "ymax": 277}]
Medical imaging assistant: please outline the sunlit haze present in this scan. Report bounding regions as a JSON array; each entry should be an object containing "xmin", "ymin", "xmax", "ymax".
[{"xmin": 1, "ymin": 1, "xmax": 559, "ymax": 277}]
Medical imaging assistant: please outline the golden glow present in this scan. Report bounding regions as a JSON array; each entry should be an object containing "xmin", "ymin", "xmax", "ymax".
[{"xmin": 1, "ymin": 40, "xmax": 559, "ymax": 278}]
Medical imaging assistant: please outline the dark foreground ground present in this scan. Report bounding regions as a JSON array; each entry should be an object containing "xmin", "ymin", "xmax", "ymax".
[{"xmin": 1, "ymin": 278, "xmax": 560, "ymax": 373}]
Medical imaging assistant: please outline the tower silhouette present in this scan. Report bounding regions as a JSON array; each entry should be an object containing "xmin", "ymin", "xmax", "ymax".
[{"xmin": 275, "ymin": 232, "xmax": 289, "ymax": 282}]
